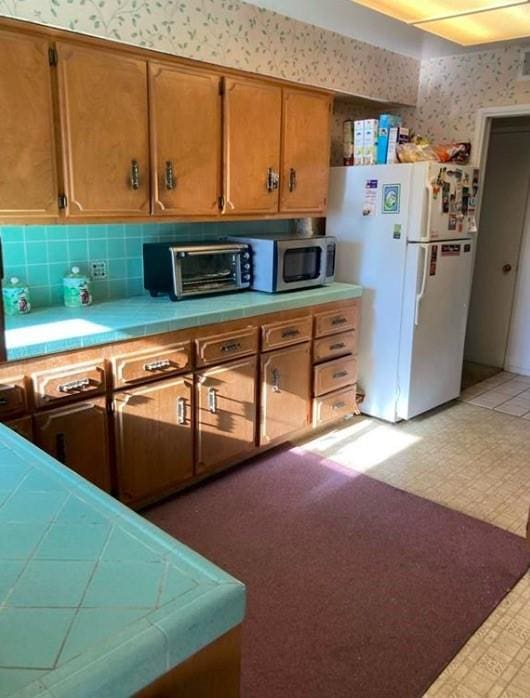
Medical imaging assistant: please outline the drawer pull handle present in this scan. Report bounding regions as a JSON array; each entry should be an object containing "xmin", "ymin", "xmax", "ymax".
[
  {"xmin": 272, "ymin": 368, "xmax": 281, "ymax": 393},
  {"xmin": 0, "ymin": 397, "xmax": 8, "ymax": 406},
  {"xmin": 165, "ymin": 160, "xmax": 175, "ymax": 190},
  {"xmin": 130, "ymin": 159, "xmax": 141, "ymax": 190},
  {"xmin": 208, "ymin": 387, "xmax": 217, "ymax": 414},
  {"xmin": 331, "ymin": 316, "xmax": 347, "ymax": 326},
  {"xmin": 177, "ymin": 397, "xmax": 186, "ymax": 425},
  {"xmin": 289, "ymin": 167, "xmax": 297, "ymax": 193},
  {"xmin": 332, "ymin": 401, "xmax": 346, "ymax": 410},
  {"xmin": 220, "ymin": 342, "xmax": 241, "ymax": 353},
  {"xmin": 330, "ymin": 342, "xmax": 346, "ymax": 351},
  {"xmin": 144, "ymin": 359, "xmax": 172, "ymax": 372},
  {"xmin": 58, "ymin": 378, "xmax": 91, "ymax": 393},
  {"xmin": 332, "ymin": 370, "xmax": 348, "ymax": 379},
  {"xmin": 281, "ymin": 328, "xmax": 300, "ymax": 339},
  {"xmin": 266, "ymin": 167, "xmax": 280, "ymax": 193}
]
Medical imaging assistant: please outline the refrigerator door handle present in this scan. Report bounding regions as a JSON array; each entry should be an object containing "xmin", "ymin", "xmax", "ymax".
[
  {"xmin": 423, "ymin": 182, "xmax": 433, "ymax": 242},
  {"xmin": 415, "ymin": 244, "xmax": 430, "ymax": 326}
]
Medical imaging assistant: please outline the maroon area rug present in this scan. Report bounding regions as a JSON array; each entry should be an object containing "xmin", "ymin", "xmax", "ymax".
[{"xmin": 146, "ymin": 447, "xmax": 529, "ymax": 698}]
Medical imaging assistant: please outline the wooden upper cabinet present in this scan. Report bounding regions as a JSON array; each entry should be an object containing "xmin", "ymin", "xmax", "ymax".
[
  {"xmin": 0, "ymin": 30, "xmax": 57, "ymax": 219},
  {"xmin": 56, "ymin": 42, "xmax": 150, "ymax": 217},
  {"xmin": 149, "ymin": 62, "xmax": 221, "ymax": 216},
  {"xmin": 223, "ymin": 78, "xmax": 282, "ymax": 215},
  {"xmin": 280, "ymin": 89, "xmax": 332, "ymax": 214}
]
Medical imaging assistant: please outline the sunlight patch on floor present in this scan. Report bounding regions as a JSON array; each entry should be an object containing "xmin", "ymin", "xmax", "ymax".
[{"xmin": 303, "ymin": 418, "xmax": 421, "ymax": 473}]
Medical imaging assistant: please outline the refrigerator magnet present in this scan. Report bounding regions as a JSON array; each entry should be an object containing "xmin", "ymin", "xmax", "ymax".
[
  {"xmin": 448, "ymin": 214, "xmax": 457, "ymax": 231},
  {"xmin": 382, "ymin": 184, "xmax": 400, "ymax": 214},
  {"xmin": 430, "ymin": 245, "xmax": 438, "ymax": 276},
  {"xmin": 363, "ymin": 179, "xmax": 378, "ymax": 216},
  {"xmin": 393, "ymin": 224, "xmax": 402, "ymax": 239},
  {"xmin": 442, "ymin": 182, "xmax": 450, "ymax": 213}
]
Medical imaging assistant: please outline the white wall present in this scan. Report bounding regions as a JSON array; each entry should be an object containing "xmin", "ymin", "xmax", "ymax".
[{"xmin": 506, "ymin": 194, "xmax": 530, "ymax": 376}]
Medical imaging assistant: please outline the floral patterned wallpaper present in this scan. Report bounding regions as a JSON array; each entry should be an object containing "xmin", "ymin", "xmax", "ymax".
[
  {"xmin": 0, "ymin": 0, "xmax": 420, "ymax": 105},
  {"xmin": 399, "ymin": 45, "xmax": 530, "ymax": 143}
]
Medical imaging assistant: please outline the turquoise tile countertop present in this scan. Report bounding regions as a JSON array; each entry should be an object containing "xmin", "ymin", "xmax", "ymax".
[
  {"xmin": 0, "ymin": 424, "xmax": 246, "ymax": 698},
  {"xmin": 5, "ymin": 283, "xmax": 362, "ymax": 361}
]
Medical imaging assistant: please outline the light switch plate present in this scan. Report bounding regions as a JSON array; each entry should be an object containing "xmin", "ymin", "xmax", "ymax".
[{"xmin": 90, "ymin": 261, "xmax": 107, "ymax": 280}]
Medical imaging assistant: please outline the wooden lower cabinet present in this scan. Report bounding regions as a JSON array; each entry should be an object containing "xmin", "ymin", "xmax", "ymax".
[
  {"xmin": 114, "ymin": 375, "xmax": 194, "ymax": 504},
  {"xmin": 6, "ymin": 416, "xmax": 34, "ymax": 442},
  {"xmin": 34, "ymin": 398, "xmax": 111, "ymax": 491},
  {"xmin": 260, "ymin": 343, "xmax": 311, "ymax": 446},
  {"xmin": 196, "ymin": 357, "xmax": 257, "ymax": 474}
]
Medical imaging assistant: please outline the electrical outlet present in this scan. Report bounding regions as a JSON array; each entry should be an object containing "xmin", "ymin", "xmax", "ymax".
[{"xmin": 90, "ymin": 261, "xmax": 107, "ymax": 280}]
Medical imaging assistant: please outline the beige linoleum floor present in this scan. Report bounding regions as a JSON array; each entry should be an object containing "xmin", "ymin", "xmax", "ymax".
[{"xmin": 300, "ymin": 399, "xmax": 530, "ymax": 698}]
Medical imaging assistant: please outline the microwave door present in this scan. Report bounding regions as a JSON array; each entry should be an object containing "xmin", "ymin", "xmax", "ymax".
[{"xmin": 276, "ymin": 241, "xmax": 324, "ymax": 291}]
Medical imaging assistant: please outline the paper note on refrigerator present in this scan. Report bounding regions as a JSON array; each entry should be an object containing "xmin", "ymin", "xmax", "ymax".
[{"xmin": 363, "ymin": 179, "xmax": 378, "ymax": 216}]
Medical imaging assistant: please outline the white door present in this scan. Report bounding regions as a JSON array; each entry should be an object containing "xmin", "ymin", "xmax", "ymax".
[
  {"xmin": 398, "ymin": 240, "xmax": 474, "ymax": 420},
  {"xmin": 465, "ymin": 126, "xmax": 530, "ymax": 367}
]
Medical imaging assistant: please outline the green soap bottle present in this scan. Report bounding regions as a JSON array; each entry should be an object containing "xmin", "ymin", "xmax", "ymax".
[
  {"xmin": 3, "ymin": 277, "xmax": 31, "ymax": 316},
  {"xmin": 63, "ymin": 266, "xmax": 93, "ymax": 308}
]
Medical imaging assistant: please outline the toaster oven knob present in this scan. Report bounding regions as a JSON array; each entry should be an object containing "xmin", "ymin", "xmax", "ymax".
[
  {"xmin": 244, "ymin": 263, "xmax": 251, "ymax": 270},
  {"xmin": 243, "ymin": 274, "xmax": 251, "ymax": 281},
  {"xmin": 243, "ymin": 252, "xmax": 250, "ymax": 259}
]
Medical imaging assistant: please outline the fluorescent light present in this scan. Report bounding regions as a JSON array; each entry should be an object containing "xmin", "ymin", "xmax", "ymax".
[
  {"xmin": 354, "ymin": 0, "xmax": 528, "ymax": 24},
  {"xmin": 417, "ymin": 4, "xmax": 530, "ymax": 44}
]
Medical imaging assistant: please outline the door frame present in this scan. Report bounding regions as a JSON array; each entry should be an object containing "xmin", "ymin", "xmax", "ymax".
[{"xmin": 468, "ymin": 103, "xmax": 530, "ymax": 369}]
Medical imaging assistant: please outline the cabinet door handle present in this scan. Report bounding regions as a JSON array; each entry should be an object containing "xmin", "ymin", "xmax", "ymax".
[
  {"xmin": 144, "ymin": 359, "xmax": 172, "ymax": 372},
  {"xmin": 289, "ymin": 168, "xmax": 297, "ymax": 192},
  {"xmin": 331, "ymin": 316, "xmax": 347, "ymax": 326},
  {"xmin": 266, "ymin": 168, "xmax": 279, "ymax": 193},
  {"xmin": 55, "ymin": 432, "xmax": 67, "ymax": 463},
  {"xmin": 177, "ymin": 397, "xmax": 186, "ymax": 425},
  {"xmin": 332, "ymin": 401, "xmax": 346, "ymax": 410},
  {"xmin": 272, "ymin": 368, "xmax": 280, "ymax": 393},
  {"xmin": 330, "ymin": 342, "xmax": 346, "ymax": 351},
  {"xmin": 165, "ymin": 160, "xmax": 175, "ymax": 190},
  {"xmin": 332, "ymin": 370, "xmax": 348, "ymax": 380},
  {"xmin": 207, "ymin": 387, "xmax": 217, "ymax": 414},
  {"xmin": 220, "ymin": 341, "xmax": 241, "ymax": 353},
  {"xmin": 281, "ymin": 328, "xmax": 300, "ymax": 339},
  {"xmin": 130, "ymin": 159, "xmax": 140, "ymax": 190},
  {"xmin": 58, "ymin": 377, "xmax": 91, "ymax": 393}
]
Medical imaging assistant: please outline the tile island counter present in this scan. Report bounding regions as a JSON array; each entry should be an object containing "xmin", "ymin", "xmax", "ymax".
[{"xmin": 0, "ymin": 424, "xmax": 245, "ymax": 698}]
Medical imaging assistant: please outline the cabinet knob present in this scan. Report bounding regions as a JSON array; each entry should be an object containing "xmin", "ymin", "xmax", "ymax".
[
  {"xmin": 289, "ymin": 168, "xmax": 297, "ymax": 192},
  {"xmin": 165, "ymin": 160, "xmax": 176, "ymax": 190},
  {"xmin": 177, "ymin": 397, "xmax": 186, "ymax": 425},
  {"xmin": 266, "ymin": 168, "xmax": 280, "ymax": 193},
  {"xmin": 208, "ymin": 387, "xmax": 218, "ymax": 414},
  {"xmin": 130, "ymin": 160, "xmax": 141, "ymax": 190}
]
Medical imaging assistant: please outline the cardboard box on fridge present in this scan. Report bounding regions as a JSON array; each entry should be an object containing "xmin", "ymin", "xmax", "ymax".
[
  {"xmin": 354, "ymin": 120, "xmax": 364, "ymax": 166},
  {"xmin": 377, "ymin": 114, "xmax": 402, "ymax": 164},
  {"xmin": 363, "ymin": 119, "xmax": 379, "ymax": 165}
]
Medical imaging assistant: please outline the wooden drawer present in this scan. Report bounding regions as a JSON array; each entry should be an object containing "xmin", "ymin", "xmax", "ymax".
[
  {"xmin": 314, "ymin": 304, "xmax": 357, "ymax": 338},
  {"xmin": 31, "ymin": 359, "xmax": 107, "ymax": 409},
  {"xmin": 261, "ymin": 315, "xmax": 312, "ymax": 352},
  {"xmin": 0, "ymin": 376, "xmax": 27, "ymax": 419},
  {"xmin": 313, "ymin": 355, "xmax": 357, "ymax": 397},
  {"xmin": 195, "ymin": 326, "xmax": 258, "ymax": 368},
  {"xmin": 313, "ymin": 330, "xmax": 356, "ymax": 363},
  {"xmin": 313, "ymin": 385, "xmax": 357, "ymax": 427},
  {"xmin": 112, "ymin": 341, "xmax": 191, "ymax": 388}
]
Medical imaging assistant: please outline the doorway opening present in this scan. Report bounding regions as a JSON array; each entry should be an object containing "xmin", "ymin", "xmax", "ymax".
[{"xmin": 463, "ymin": 114, "xmax": 530, "ymax": 389}]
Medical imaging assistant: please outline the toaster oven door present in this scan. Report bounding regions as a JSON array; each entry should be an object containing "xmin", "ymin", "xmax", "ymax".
[
  {"xmin": 173, "ymin": 247, "xmax": 246, "ymax": 298},
  {"xmin": 275, "ymin": 239, "xmax": 327, "ymax": 291}
]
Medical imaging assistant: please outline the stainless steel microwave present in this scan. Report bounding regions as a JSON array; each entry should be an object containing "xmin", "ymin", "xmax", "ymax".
[
  {"xmin": 228, "ymin": 235, "xmax": 336, "ymax": 293},
  {"xmin": 143, "ymin": 242, "xmax": 252, "ymax": 301}
]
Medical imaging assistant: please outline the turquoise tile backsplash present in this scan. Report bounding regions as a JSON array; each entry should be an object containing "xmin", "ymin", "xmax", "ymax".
[{"xmin": 0, "ymin": 220, "xmax": 290, "ymax": 308}]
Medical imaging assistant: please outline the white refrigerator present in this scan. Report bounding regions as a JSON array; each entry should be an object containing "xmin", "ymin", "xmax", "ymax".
[{"xmin": 327, "ymin": 162, "xmax": 478, "ymax": 422}]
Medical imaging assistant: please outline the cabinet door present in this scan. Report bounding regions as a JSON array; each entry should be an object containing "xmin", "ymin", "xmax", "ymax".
[
  {"xmin": 0, "ymin": 30, "xmax": 57, "ymax": 219},
  {"xmin": 57, "ymin": 42, "xmax": 149, "ymax": 217},
  {"xmin": 6, "ymin": 416, "xmax": 34, "ymax": 443},
  {"xmin": 149, "ymin": 62, "xmax": 221, "ymax": 216},
  {"xmin": 280, "ymin": 89, "xmax": 331, "ymax": 214},
  {"xmin": 223, "ymin": 78, "xmax": 282, "ymax": 215},
  {"xmin": 196, "ymin": 357, "xmax": 257, "ymax": 474},
  {"xmin": 34, "ymin": 398, "xmax": 111, "ymax": 491},
  {"xmin": 260, "ymin": 342, "xmax": 311, "ymax": 446},
  {"xmin": 114, "ymin": 375, "xmax": 193, "ymax": 503}
]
